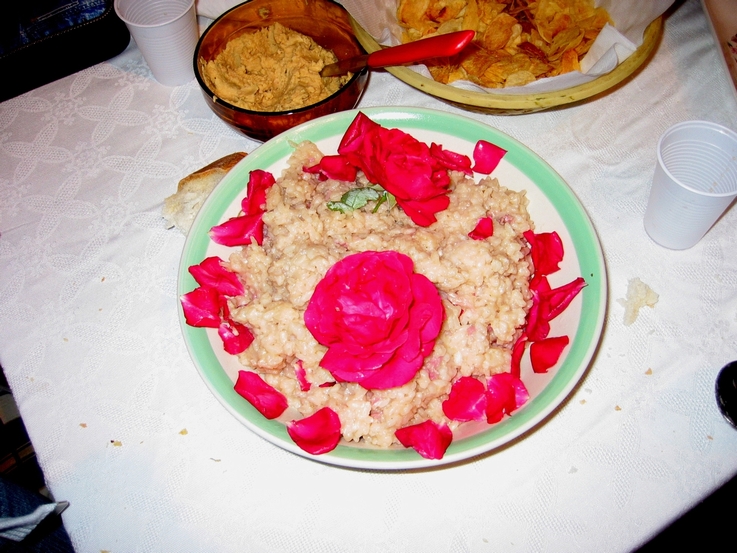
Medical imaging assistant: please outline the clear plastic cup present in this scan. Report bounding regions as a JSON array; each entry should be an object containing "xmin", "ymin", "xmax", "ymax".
[
  {"xmin": 114, "ymin": 0, "xmax": 198, "ymax": 86},
  {"xmin": 644, "ymin": 121, "xmax": 737, "ymax": 250}
]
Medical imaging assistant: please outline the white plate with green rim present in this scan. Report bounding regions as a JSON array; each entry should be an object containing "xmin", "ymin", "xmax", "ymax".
[{"xmin": 178, "ymin": 106, "xmax": 607, "ymax": 470}]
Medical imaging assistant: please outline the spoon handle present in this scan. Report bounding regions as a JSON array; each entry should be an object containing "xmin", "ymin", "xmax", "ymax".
[{"xmin": 367, "ymin": 30, "xmax": 475, "ymax": 69}]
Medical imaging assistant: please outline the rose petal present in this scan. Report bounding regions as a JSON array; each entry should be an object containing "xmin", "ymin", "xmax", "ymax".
[
  {"xmin": 526, "ymin": 275, "xmax": 552, "ymax": 340},
  {"xmin": 510, "ymin": 334, "xmax": 527, "ymax": 379},
  {"xmin": 442, "ymin": 376, "xmax": 488, "ymax": 422},
  {"xmin": 295, "ymin": 360, "xmax": 311, "ymax": 392},
  {"xmin": 306, "ymin": 155, "xmax": 358, "ymax": 182},
  {"xmin": 234, "ymin": 370, "xmax": 288, "ymax": 419},
  {"xmin": 398, "ymin": 194, "xmax": 451, "ymax": 227},
  {"xmin": 485, "ymin": 377, "xmax": 515, "ymax": 424},
  {"xmin": 209, "ymin": 212, "xmax": 264, "ymax": 247},
  {"xmin": 241, "ymin": 169, "xmax": 276, "ymax": 215},
  {"xmin": 395, "ymin": 419, "xmax": 453, "ymax": 460},
  {"xmin": 485, "ymin": 372, "xmax": 529, "ymax": 423},
  {"xmin": 305, "ymin": 251, "xmax": 443, "ymax": 390},
  {"xmin": 189, "ymin": 256, "xmax": 244, "ymax": 296},
  {"xmin": 430, "ymin": 143, "xmax": 472, "ymax": 174},
  {"xmin": 525, "ymin": 298, "xmax": 550, "ymax": 342},
  {"xmin": 180, "ymin": 287, "xmax": 221, "ymax": 328},
  {"xmin": 473, "ymin": 140, "xmax": 506, "ymax": 174},
  {"xmin": 339, "ymin": 112, "xmax": 381, "ymax": 157},
  {"xmin": 209, "ymin": 170, "xmax": 275, "ymax": 247},
  {"xmin": 540, "ymin": 277, "xmax": 587, "ymax": 322},
  {"xmin": 336, "ymin": 113, "xmax": 453, "ymax": 227},
  {"xmin": 524, "ymin": 230, "xmax": 564, "ymax": 276},
  {"xmin": 287, "ymin": 407, "xmax": 342, "ymax": 455},
  {"xmin": 469, "ymin": 217, "xmax": 494, "ymax": 240},
  {"xmin": 530, "ymin": 335, "xmax": 570, "ymax": 373},
  {"xmin": 218, "ymin": 318, "xmax": 254, "ymax": 355}
]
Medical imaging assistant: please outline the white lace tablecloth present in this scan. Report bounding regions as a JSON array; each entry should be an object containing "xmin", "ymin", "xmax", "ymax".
[{"xmin": 1, "ymin": 1, "xmax": 736, "ymax": 551}]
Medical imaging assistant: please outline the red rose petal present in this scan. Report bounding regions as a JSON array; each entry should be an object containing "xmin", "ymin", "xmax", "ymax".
[
  {"xmin": 472, "ymin": 140, "xmax": 506, "ymax": 174},
  {"xmin": 180, "ymin": 287, "xmax": 221, "ymax": 328},
  {"xmin": 241, "ymin": 169, "xmax": 276, "ymax": 215},
  {"xmin": 189, "ymin": 256, "xmax": 244, "ymax": 297},
  {"xmin": 234, "ymin": 370, "xmax": 288, "ymax": 419},
  {"xmin": 510, "ymin": 334, "xmax": 527, "ymax": 379},
  {"xmin": 336, "ymin": 113, "xmax": 454, "ymax": 227},
  {"xmin": 540, "ymin": 277, "xmax": 587, "ymax": 322},
  {"xmin": 209, "ymin": 169, "xmax": 275, "ymax": 247},
  {"xmin": 395, "ymin": 419, "xmax": 453, "ymax": 460},
  {"xmin": 485, "ymin": 372, "xmax": 529, "ymax": 423},
  {"xmin": 525, "ymin": 299, "xmax": 550, "ymax": 342},
  {"xmin": 305, "ymin": 251, "xmax": 444, "ymax": 390},
  {"xmin": 295, "ymin": 360, "xmax": 311, "ymax": 391},
  {"xmin": 306, "ymin": 155, "xmax": 358, "ymax": 182},
  {"xmin": 524, "ymin": 230, "xmax": 564, "ymax": 276},
  {"xmin": 530, "ymin": 335, "xmax": 570, "ymax": 373},
  {"xmin": 209, "ymin": 212, "xmax": 264, "ymax": 247},
  {"xmin": 287, "ymin": 407, "xmax": 342, "ymax": 455},
  {"xmin": 442, "ymin": 376, "xmax": 488, "ymax": 422},
  {"xmin": 430, "ymin": 143, "xmax": 472, "ymax": 174},
  {"xmin": 339, "ymin": 112, "xmax": 380, "ymax": 156},
  {"xmin": 218, "ymin": 319, "xmax": 254, "ymax": 355},
  {"xmin": 469, "ymin": 216, "xmax": 494, "ymax": 240},
  {"xmin": 526, "ymin": 275, "xmax": 552, "ymax": 341}
]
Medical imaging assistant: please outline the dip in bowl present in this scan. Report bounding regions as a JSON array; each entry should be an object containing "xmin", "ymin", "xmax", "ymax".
[{"xmin": 194, "ymin": 0, "xmax": 368, "ymax": 141}]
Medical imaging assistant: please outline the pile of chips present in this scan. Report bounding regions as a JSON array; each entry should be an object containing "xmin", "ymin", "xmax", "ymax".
[{"xmin": 397, "ymin": 0, "xmax": 611, "ymax": 88}]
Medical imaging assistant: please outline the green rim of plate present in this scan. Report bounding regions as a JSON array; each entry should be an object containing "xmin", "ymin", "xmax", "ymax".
[{"xmin": 178, "ymin": 107, "xmax": 606, "ymax": 469}]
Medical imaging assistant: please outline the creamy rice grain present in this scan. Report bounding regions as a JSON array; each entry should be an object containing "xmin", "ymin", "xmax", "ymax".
[{"xmin": 228, "ymin": 141, "xmax": 534, "ymax": 448}]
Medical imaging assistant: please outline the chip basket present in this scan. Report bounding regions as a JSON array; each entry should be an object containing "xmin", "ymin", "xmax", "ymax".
[{"xmin": 350, "ymin": 16, "xmax": 663, "ymax": 115}]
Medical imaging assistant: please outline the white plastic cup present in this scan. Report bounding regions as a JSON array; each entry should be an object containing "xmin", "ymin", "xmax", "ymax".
[
  {"xmin": 114, "ymin": 0, "xmax": 198, "ymax": 86},
  {"xmin": 644, "ymin": 121, "xmax": 737, "ymax": 250}
]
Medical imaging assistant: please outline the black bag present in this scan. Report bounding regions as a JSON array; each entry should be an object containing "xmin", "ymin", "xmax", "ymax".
[{"xmin": 0, "ymin": 0, "xmax": 130, "ymax": 102}]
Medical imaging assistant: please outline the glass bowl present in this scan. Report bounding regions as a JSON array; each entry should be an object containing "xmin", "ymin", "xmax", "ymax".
[{"xmin": 194, "ymin": 0, "xmax": 369, "ymax": 141}]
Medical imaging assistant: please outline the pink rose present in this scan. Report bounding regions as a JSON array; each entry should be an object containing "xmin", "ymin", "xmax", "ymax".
[{"xmin": 304, "ymin": 251, "xmax": 444, "ymax": 390}]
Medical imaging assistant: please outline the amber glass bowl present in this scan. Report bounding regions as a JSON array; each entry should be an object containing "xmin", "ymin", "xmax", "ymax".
[{"xmin": 194, "ymin": 0, "xmax": 368, "ymax": 141}]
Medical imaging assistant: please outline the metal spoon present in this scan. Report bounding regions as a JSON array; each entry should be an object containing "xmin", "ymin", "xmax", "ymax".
[
  {"xmin": 320, "ymin": 30, "xmax": 475, "ymax": 77},
  {"xmin": 716, "ymin": 360, "xmax": 737, "ymax": 428}
]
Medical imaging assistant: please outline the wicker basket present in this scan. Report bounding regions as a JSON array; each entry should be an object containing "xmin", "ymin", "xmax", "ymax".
[{"xmin": 351, "ymin": 17, "xmax": 663, "ymax": 115}]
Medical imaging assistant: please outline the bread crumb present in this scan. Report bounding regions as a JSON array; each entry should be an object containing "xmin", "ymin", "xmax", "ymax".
[
  {"xmin": 163, "ymin": 152, "xmax": 246, "ymax": 234},
  {"xmin": 617, "ymin": 277, "xmax": 658, "ymax": 326}
]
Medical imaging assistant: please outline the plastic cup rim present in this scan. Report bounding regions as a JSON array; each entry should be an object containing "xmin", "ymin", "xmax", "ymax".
[
  {"xmin": 656, "ymin": 120, "xmax": 737, "ymax": 199},
  {"xmin": 114, "ymin": 0, "xmax": 195, "ymax": 29}
]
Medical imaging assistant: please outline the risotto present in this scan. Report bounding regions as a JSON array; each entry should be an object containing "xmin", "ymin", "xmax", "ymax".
[{"xmin": 225, "ymin": 140, "xmax": 534, "ymax": 448}]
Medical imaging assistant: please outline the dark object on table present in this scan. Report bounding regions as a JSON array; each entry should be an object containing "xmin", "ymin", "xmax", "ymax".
[
  {"xmin": 0, "ymin": 476, "xmax": 73, "ymax": 552},
  {"xmin": 716, "ymin": 360, "xmax": 737, "ymax": 428},
  {"xmin": 635, "ymin": 472, "xmax": 737, "ymax": 552},
  {"xmin": 1, "ymin": 366, "xmax": 73, "ymax": 552},
  {"xmin": 0, "ymin": 0, "xmax": 130, "ymax": 102}
]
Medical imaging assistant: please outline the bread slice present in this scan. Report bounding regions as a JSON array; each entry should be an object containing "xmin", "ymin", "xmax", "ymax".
[{"xmin": 163, "ymin": 152, "xmax": 247, "ymax": 234}]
